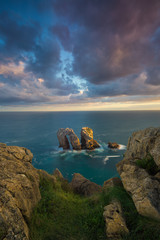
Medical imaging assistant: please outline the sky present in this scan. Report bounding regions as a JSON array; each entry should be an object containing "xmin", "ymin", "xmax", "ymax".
[{"xmin": 1, "ymin": 0, "xmax": 160, "ymax": 111}]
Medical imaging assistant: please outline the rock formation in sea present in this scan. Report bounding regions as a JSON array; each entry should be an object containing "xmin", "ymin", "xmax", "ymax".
[
  {"xmin": 57, "ymin": 128, "xmax": 81, "ymax": 150},
  {"xmin": 57, "ymin": 127, "xmax": 100, "ymax": 150},
  {"xmin": 108, "ymin": 142, "xmax": 120, "ymax": 149},
  {"xmin": 117, "ymin": 127, "xmax": 160, "ymax": 220},
  {"xmin": 81, "ymin": 127, "xmax": 100, "ymax": 150}
]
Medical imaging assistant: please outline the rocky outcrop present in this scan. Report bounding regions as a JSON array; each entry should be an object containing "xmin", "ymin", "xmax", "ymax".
[
  {"xmin": 108, "ymin": 142, "xmax": 120, "ymax": 149},
  {"xmin": 103, "ymin": 200, "xmax": 129, "ymax": 239},
  {"xmin": 117, "ymin": 127, "xmax": 160, "ymax": 220},
  {"xmin": 0, "ymin": 143, "xmax": 41, "ymax": 240},
  {"xmin": 53, "ymin": 168, "xmax": 64, "ymax": 179},
  {"xmin": 124, "ymin": 127, "xmax": 160, "ymax": 167},
  {"xmin": 70, "ymin": 173, "xmax": 102, "ymax": 196},
  {"xmin": 103, "ymin": 177, "xmax": 122, "ymax": 191},
  {"xmin": 81, "ymin": 127, "xmax": 100, "ymax": 150},
  {"xmin": 57, "ymin": 127, "xmax": 100, "ymax": 150},
  {"xmin": 38, "ymin": 169, "xmax": 56, "ymax": 184},
  {"xmin": 57, "ymin": 128, "xmax": 81, "ymax": 150}
]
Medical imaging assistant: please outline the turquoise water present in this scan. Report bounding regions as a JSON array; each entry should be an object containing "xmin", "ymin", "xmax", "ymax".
[{"xmin": 0, "ymin": 111, "xmax": 160, "ymax": 185}]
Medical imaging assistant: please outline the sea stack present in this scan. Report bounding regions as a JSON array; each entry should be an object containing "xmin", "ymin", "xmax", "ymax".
[
  {"xmin": 81, "ymin": 127, "xmax": 100, "ymax": 150},
  {"xmin": 57, "ymin": 128, "xmax": 81, "ymax": 150},
  {"xmin": 57, "ymin": 127, "xmax": 100, "ymax": 150}
]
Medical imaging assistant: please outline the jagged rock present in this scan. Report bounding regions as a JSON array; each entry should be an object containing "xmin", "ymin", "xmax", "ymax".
[
  {"xmin": 108, "ymin": 142, "xmax": 120, "ymax": 149},
  {"xmin": 70, "ymin": 173, "xmax": 102, "ymax": 196},
  {"xmin": 38, "ymin": 169, "xmax": 56, "ymax": 184},
  {"xmin": 57, "ymin": 128, "xmax": 81, "ymax": 150},
  {"xmin": 103, "ymin": 177, "xmax": 122, "ymax": 190},
  {"xmin": 117, "ymin": 127, "xmax": 160, "ymax": 220},
  {"xmin": 103, "ymin": 200, "xmax": 129, "ymax": 239},
  {"xmin": 53, "ymin": 168, "xmax": 63, "ymax": 179},
  {"xmin": 124, "ymin": 127, "xmax": 160, "ymax": 167},
  {"xmin": 0, "ymin": 143, "xmax": 41, "ymax": 240},
  {"xmin": 81, "ymin": 127, "xmax": 100, "ymax": 150}
]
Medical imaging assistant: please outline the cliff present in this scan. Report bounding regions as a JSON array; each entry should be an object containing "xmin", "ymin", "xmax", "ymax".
[
  {"xmin": 1, "ymin": 127, "xmax": 160, "ymax": 240},
  {"xmin": 0, "ymin": 143, "xmax": 55, "ymax": 240},
  {"xmin": 117, "ymin": 127, "xmax": 160, "ymax": 220}
]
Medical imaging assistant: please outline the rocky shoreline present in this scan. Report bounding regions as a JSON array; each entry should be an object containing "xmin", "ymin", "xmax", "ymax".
[{"xmin": 1, "ymin": 127, "xmax": 160, "ymax": 239}]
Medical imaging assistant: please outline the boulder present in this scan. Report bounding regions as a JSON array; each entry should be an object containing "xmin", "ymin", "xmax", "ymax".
[
  {"xmin": 108, "ymin": 142, "xmax": 120, "ymax": 149},
  {"xmin": 53, "ymin": 168, "xmax": 64, "ymax": 179},
  {"xmin": 70, "ymin": 173, "xmax": 102, "ymax": 196},
  {"xmin": 117, "ymin": 127, "xmax": 160, "ymax": 220},
  {"xmin": 103, "ymin": 200, "xmax": 129, "ymax": 239},
  {"xmin": 0, "ymin": 143, "xmax": 41, "ymax": 240},
  {"xmin": 57, "ymin": 128, "xmax": 81, "ymax": 150},
  {"xmin": 103, "ymin": 177, "xmax": 122, "ymax": 190},
  {"xmin": 81, "ymin": 127, "xmax": 100, "ymax": 150}
]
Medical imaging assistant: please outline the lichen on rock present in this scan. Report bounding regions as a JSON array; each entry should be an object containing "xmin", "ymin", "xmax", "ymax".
[
  {"xmin": 0, "ymin": 143, "xmax": 41, "ymax": 240},
  {"xmin": 103, "ymin": 200, "xmax": 129, "ymax": 239}
]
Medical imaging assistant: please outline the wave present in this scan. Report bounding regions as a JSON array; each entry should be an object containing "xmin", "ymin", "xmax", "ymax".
[
  {"xmin": 5, "ymin": 140, "xmax": 19, "ymax": 144},
  {"xmin": 118, "ymin": 144, "xmax": 127, "ymax": 150},
  {"xmin": 103, "ymin": 155, "xmax": 120, "ymax": 164}
]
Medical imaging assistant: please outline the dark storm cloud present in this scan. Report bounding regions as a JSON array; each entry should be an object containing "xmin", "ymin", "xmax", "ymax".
[
  {"xmin": 0, "ymin": 11, "xmax": 41, "ymax": 63},
  {"xmin": 51, "ymin": 24, "xmax": 72, "ymax": 52},
  {"xmin": 146, "ymin": 68, "xmax": 160, "ymax": 86},
  {"xmin": 25, "ymin": 39, "xmax": 61, "ymax": 84},
  {"xmin": 52, "ymin": 0, "xmax": 160, "ymax": 86}
]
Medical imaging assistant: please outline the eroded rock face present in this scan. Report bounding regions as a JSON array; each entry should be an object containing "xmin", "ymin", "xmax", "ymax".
[
  {"xmin": 124, "ymin": 127, "xmax": 160, "ymax": 167},
  {"xmin": 103, "ymin": 200, "xmax": 129, "ymax": 239},
  {"xmin": 81, "ymin": 127, "xmax": 100, "ymax": 150},
  {"xmin": 57, "ymin": 128, "xmax": 81, "ymax": 150},
  {"xmin": 0, "ymin": 143, "xmax": 41, "ymax": 240},
  {"xmin": 117, "ymin": 127, "xmax": 160, "ymax": 220},
  {"xmin": 103, "ymin": 177, "xmax": 122, "ymax": 191},
  {"xmin": 70, "ymin": 173, "xmax": 102, "ymax": 196}
]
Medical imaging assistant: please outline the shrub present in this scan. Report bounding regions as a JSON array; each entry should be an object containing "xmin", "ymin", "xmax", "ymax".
[{"xmin": 136, "ymin": 154, "xmax": 158, "ymax": 175}]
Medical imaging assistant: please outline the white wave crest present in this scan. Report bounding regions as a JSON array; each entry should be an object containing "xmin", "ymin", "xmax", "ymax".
[
  {"xmin": 118, "ymin": 144, "xmax": 126, "ymax": 150},
  {"xmin": 103, "ymin": 155, "xmax": 120, "ymax": 164}
]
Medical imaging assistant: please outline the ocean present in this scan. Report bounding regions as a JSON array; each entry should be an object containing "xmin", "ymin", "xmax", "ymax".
[{"xmin": 0, "ymin": 111, "xmax": 160, "ymax": 185}]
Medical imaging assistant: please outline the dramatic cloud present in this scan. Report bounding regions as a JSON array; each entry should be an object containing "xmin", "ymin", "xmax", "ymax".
[
  {"xmin": 0, "ymin": 0, "xmax": 160, "ymax": 109},
  {"xmin": 52, "ymin": 0, "xmax": 160, "ymax": 84}
]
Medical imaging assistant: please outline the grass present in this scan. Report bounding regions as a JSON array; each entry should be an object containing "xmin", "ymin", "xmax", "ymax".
[
  {"xmin": 29, "ymin": 177, "xmax": 106, "ymax": 240},
  {"xmin": 29, "ymin": 176, "xmax": 160, "ymax": 240},
  {"xmin": 136, "ymin": 154, "xmax": 159, "ymax": 175}
]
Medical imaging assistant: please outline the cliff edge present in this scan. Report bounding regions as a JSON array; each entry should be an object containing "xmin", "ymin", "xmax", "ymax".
[{"xmin": 0, "ymin": 143, "xmax": 41, "ymax": 240}]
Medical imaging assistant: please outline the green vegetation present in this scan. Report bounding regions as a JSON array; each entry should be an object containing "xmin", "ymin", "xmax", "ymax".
[
  {"xmin": 29, "ymin": 177, "xmax": 160, "ymax": 240},
  {"xmin": 29, "ymin": 177, "xmax": 106, "ymax": 240},
  {"xmin": 136, "ymin": 154, "xmax": 159, "ymax": 175},
  {"xmin": 0, "ymin": 225, "xmax": 7, "ymax": 240}
]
